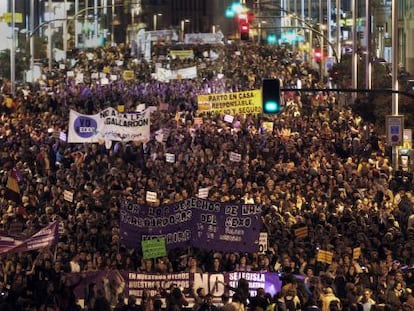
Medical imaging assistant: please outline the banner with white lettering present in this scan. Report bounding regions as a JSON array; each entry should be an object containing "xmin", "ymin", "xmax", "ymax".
[
  {"xmin": 169, "ymin": 50, "xmax": 194, "ymax": 59},
  {"xmin": 0, "ymin": 221, "xmax": 59, "ymax": 254},
  {"xmin": 65, "ymin": 271, "xmax": 282, "ymax": 304},
  {"xmin": 120, "ymin": 198, "xmax": 262, "ymax": 253},
  {"xmin": 68, "ymin": 107, "xmax": 151, "ymax": 143},
  {"xmin": 154, "ymin": 66, "xmax": 197, "ymax": 82},
  {"xmin": 184, "ymin": 31, "xmax": 224, "ymax": 44}
]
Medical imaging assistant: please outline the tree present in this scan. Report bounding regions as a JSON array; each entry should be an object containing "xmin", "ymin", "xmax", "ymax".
[{"xmin": 329, "ymin": 54, "xmax": 414, "ymax": 132}]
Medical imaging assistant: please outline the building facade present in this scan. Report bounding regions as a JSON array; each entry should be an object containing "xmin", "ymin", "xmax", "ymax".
[{"xmin": 3, "ymin": 0, "xmax": 414, "ymax": 75}]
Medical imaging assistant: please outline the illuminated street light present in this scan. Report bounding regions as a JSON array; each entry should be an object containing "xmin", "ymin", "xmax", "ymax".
[
  {"xmin": 181, "ymin": 19, "xmax": 190, "ymax": 33},
  {"xmin": 153, "ymin": 13, "xmax": 162, "ymax": 31}
]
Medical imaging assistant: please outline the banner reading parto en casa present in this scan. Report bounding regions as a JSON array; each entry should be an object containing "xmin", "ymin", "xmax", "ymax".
[{"xmin": 197, "ymin": 89, "xmax": 262, "ymax": 115}]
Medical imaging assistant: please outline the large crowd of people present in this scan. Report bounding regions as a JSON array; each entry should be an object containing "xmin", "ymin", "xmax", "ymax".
[{"xmin": 0, "ymin": 37, "xmax": 413, "ymax": 311}]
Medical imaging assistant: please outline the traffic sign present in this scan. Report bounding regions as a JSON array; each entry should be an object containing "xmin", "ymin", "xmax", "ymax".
[{"xmin": 386, "ymin": 115, "xmax": 404, "ymax": 146}]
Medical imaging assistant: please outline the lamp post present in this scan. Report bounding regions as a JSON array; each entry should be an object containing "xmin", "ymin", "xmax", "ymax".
[
  {"xmin": 336, "ymin": 0, "xmax": 341, "ymax": 63},
  {"xmin": 319, "ymin": 23, "xmax": 326, "ymax": 81},
  {"xmin": 10, "ymin": 0, "xmax": 16, "ymax": 96},
  {"xmin": 391, "ymin": 0, "xmax": 399, "ymax": 169},
  {"xmin": 94, "ymin": 0, "xmax": 98, "ymax": 40},
  {"xmin": 365, "ymin": 0, "xmax": 371, "ymax": 89},
  {"xmin": 30, "ymin": 0, "xmax": 34, "ymax": 83},
  {"xmin": 351, "ymin": 0, "xmax": 357, "ymax": 100},
  {"xmin": 48, "ymin": 0, "xmax": 53, "ymax": 72},
  {"xmin": 63, "ymin": 0, "xmax": 68, "ymax": 61},
  {"xmin": 75, "ymin": 0, "xmax": 79, "ymax": 47},
  {"xmin": 153, "ymin": 13, "xmax": 162, "ymax": 31},
  {"xmin": 181, "ymin": 19, "xmax": 190, "ymax": 40},
  {"xmin": 257, "ymin": 21, "xmax": 267, "ymax": 44},
  {"xmin": 327, "ymin": 0, "xmax": 332, "ymax": 57}
]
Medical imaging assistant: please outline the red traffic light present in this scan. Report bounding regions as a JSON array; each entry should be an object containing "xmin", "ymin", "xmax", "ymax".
[
  {"xmin": 240, "ymin": 23, "xmax": 250, "ymax": 40},
  {"xmin": 240, "ymin": 22, "xmax": 249, "ymax": 40},
  {"xmin": 236, "ymin": 12, "xmax": 248, "ymax": 23},
  {"xmin": 240, "ymin": 23, "xmax": 249, "ymax": 32},
  {"xmin": 314, "ymin": 48, "xmax": 322, "ymax": 62}
]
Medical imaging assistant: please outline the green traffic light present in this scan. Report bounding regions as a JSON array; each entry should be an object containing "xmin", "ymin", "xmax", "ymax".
[
  {"xmin": 267, "ymin": 34, "xmax": 277, "ymax": 45},
  {"xmin": 225, "ymin": 7, "xmax": 236, "ymax": 18},
  {"xmin": 262, "ymin": 78, "xmax": 282, "ymax": 114},
  {"xmin": 264, "ymin": 101, "xmax": 280, "ymax": 113}
]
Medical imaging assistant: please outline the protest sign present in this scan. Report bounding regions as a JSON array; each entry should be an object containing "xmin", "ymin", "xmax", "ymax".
[
  {"xmin": 68, "ymin": 107, "xmax": 151, "ymax": 143},
  {"xmin": 294, "ymin": 226, "xmax": 308, "ymax": 239},
  {"xmin": 169, "ymin": 50, "xmax": 194, "ymax": 59},
  {"xmin": 262, "ymin": 122, "xmax": 274, "ymax": 132},
  {"xmin": 123, "ymin": 70, "xmax": 135, "ymax": 80},
  {"xmin": 63, "ymin": 190, "xmax": 74, "ymax": 202},
  {"xmin": 146, "ymin": 191, "xmax": 157, "ymax": 203},
  {"xmin": 197, "ymin": 90, "xmax": 262, "ymax": 115},
  {"xmin": 59, "ymin": 132, "xmax": 67, "ymax": 142},
  {"xmin": 316, "ymin": 250, "xmax": 334, "ymax": 264},
  {"xmin": 229, "ymin": 152, "xmax": 242, "ymax": 162},
  {"xmin": 142, "ymin": 238, "xmax": 167, "ymax": 259},
  {"xmin": 224, "ymin": 115, "xmax": 234, "ymax": 123},
  {"xmin": 198, "ymin": 187, "xmax": 209, "ymax": 199},
  {"xmin": 258, "ymin": 232, "xmax": 268, "ymax": 254},
  {"xmin": 165, "ymin": 153, "xmax": 176, "ymax": 163}
]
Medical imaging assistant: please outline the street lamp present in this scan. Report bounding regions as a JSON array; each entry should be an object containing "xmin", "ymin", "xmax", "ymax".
[
  {"xmin": 391, "ymin": 0, "xmax": 399, "ymax": 169},
  {"xmin": 47, "ymin": 0, "xmax": 53, "ymax": 72},
  {"xmin": 181, "ymin": 19, "xmax": 190, "ymax": 40},
  {"xmin": 258, "ymin": 20, "xmax": 267, "ymax": 44},
  {"xmin": 153, "ymin": 13, "xmax": 162, "ymax": 31},
  {"xmin": 10, "ymin": 0, "xmax": 16, "ymax": 96}
]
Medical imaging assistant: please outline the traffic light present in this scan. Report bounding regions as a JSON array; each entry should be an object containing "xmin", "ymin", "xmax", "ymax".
[
  {"xmin": 267, "ymin": 34, "xmax": 277, "ymax": 45},
  {"xmin": 240, "ymin": 23, "xmax": 249, "ymax": 41},
  {"xmin": 262, "ymin": 78, "xmax": 282, "ymax": 114},
  {"xmin": 314, "ymin": 48, "xmax": 322, "ymax": 63}
]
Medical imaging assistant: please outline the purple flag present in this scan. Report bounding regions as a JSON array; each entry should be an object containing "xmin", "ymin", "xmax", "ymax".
[{"xmin": 0, "ymin": 222, "xmax": 59, "ymax": 254}]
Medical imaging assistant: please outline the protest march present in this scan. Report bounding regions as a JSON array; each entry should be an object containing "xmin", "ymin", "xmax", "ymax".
[{"xmin": 0, "ymin": 39, "xmax": 413, "ymax": 311}]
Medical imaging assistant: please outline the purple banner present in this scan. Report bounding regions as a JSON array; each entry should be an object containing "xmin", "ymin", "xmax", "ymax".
[
  {"xmin": 120, "ymin": 200, "xmax": 193, "ymax": 250},
  {"xmin": 0, "ymin": 221, "xmax": 59, "ymax": 254},
  {"xmin": 190, "ymin": 200, "xmax": 262, "ymax": 253},
  {"xmin": 120, "ymin": 198, "xmax": 262, "ymax": 253},
  {"xmin": 65, "ymin": 271, "xmax": 282, "ymax": 303}
]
